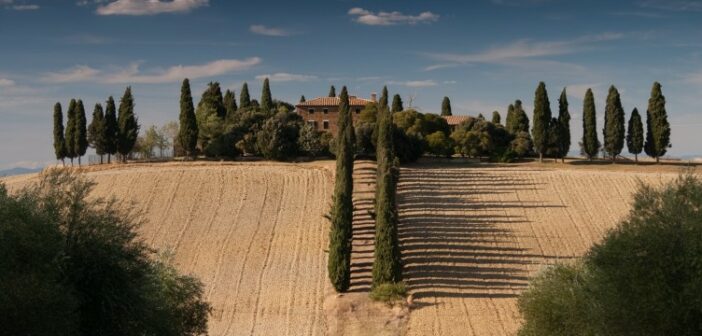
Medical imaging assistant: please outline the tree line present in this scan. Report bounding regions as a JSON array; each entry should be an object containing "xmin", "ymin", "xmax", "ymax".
[{"xmin": 53, "ymin": 87, "xmax": 138, "ymax": 165}]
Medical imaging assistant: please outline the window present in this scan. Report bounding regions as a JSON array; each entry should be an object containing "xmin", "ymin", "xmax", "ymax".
[
  {"xmin": 307, "ymin": 120, "xmax": 317, "ymax": 129},
  {"xmin": 323, "ymin": 108, "xmax": 329, "ymax": 114},
  {"xmin": 308, "ymin": 108, "xmax": 315, "ymax": 114},
  {"xmin": 355, "ymin": 108, "xmax": 361, "ymax": 114},
  {"xmin": 323, "ymin": 120, "xmax": 329, "ymax": 130}
]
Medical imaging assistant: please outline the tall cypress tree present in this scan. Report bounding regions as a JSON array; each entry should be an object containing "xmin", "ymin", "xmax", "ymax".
[
  {"xmin": 104, "ymin": 96, "xmax": 118, "ymax": 164},
  {"xmin": 117, "ymin": 86, "xmax": 139, "ymax": 162},
  {"xmin": 179, "ymin": 79, "xmax": 198, "ymax": 158},
  {"xmin": 88, "ymin": 103, "xmax": 107, "ymax": 164},
  {"xmin": 505, "ymin": 103, "xmax": 516, "ymax": 133},
  {"xmin": 582, "ymin": 88, "xmax": 600, "ymax": 160},
  {"xmin": 53, "ymin": 102, "xmax": 67, "ymax": 165},
  {"xmin": 627, "ymin": 108, "xmax": 644, "ymax": 163},
  {"xmin": 391, "ymin": 94, "xmax": 403, "ymax": 113},
  {"xmin": 441, "ymin": 96, "xmax": 452, "ymax": 116},
  {"xmin": 328, "ymin": 86, "xmax": 354, "ymax": 292},
  {"xmin": 260, "ymin": 77, "xmax": 273, "ymax": 114},
  {"xmin": 300, "ymin": 95, "xmax": 306, "ymax": 103},
  {"xmin": 328, "ymin": 85, "xmax": 336, "ymax": 97},
  {"xmin": 492, "ymin": 111, "xmax": 501, "ymax": 125},
  {"xmin": 372, "ymin": 103, "xmax": 402, "ymax": 287},
  {"xmin": 198, "ymin": 82, "xmax": 226, "ymax": 119},
  {"xmin": 223, "ymin": 89, "xmax": 237, "ymax": 119},
  {"xmin": 644, "ymin": 82, "xmax": 671, "ymax": 163},
  {"xmin": 239, "ymin": 82, "xmax": 251, "ymax": 109},
  {"xmin": 75, "ymin": 100, "xmax": 88, "ymax": 165},
  {"xmin": 557, "ymin": 88, "xmax": 571, "ymax": 162},
  {"xmin": 64, "ymin": 99, "xmax": 77, "ymax": 165},
  {"xmin": 379, "ymin": 86, "xmax": 389, "ymax": 109},
  {"xmin": 532, "ymin": 82, "xmax": 552, "ymax": 162},
  {"xmin": 603, "ymin": 85, "xmax": 626, "ymax": 162}
]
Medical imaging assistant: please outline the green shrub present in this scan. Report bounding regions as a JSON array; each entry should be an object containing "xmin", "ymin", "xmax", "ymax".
[
  {"xmin": 370, "ymin": 282, "xmax": 407, "ymax": 303},
  {"xmin": 519, "ymin": 173, "xmax": 702, "ymax": 336}
]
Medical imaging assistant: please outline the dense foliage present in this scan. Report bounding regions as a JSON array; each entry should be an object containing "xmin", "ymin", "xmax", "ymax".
[
  {"xmin": 519, "ymin": 174, "xmax": 702, "ymax": 336},
  {"xmin": 0, "ymin": 170, "xmax": 210, "ymax": 336},
  {"xmin": 644, "ymin": 82, "xmax": 671, "ymax": 162},
  {"xmin": 581, "ymin": 88, "xmax": 600, "ymax": 160},
  {"xmin": 626, "ymin": 108, "xmax": 644, "ymax": 162},
  {"xmin": 603, "ymin": 85, "xmax": 626, "ymax": 162}
]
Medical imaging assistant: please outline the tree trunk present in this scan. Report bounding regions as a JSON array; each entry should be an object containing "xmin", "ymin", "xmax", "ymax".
[
  {"xmin": 656, "ymin": 156, "xmax": 660, "ymax": 164},
  {"xmin": 107, "ymin": 153, "xmax": 111, "ymax": 164},
  {"xmin": 70, "ymin": 158, "xmax": 74, "ymax": 166},
  {"xmin": 539, "ymin": 152, "xmax": 543, "ymax": 163},
  {"xmin": 100, "ymin": 155, "xmax": 103, "ymax": 164},
  {"xmin": 612, "ymin": 155, "xmax": 616, "ymax": 164},
  {"xmin": 62, "ymin": 158, "xmax": 65, "ymax": 167},
  {"xmin": 78, "ymin": 156, "xmax": 81, "ymax": 166},
  {"xmin": 635, "ymin": 154, "xmax": 638, "ymax": 163},
  {"xmin": 561, "ymin": 157, "xmax": 565, "ymax": 163}
]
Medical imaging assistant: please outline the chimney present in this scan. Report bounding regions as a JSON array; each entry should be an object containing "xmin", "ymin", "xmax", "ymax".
[{"xmin": 371, "ymin": 92, "xmax": 377, "ymax": 102}]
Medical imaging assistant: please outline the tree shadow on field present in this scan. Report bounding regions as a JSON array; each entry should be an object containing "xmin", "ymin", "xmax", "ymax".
[{"xmin": 397, "ymin": 165, "xmax": 571, "ymax": 305}]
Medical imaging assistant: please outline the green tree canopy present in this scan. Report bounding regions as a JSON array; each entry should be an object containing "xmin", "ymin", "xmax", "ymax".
[
  {"xmin": 603, "ymin": 85, "xmax": 626, "ymax": 162},
  {"xmin": 626, "ymin": 108, "xmax": 644, "ymax": 162},
  {"xmin": 328, "ymin": 85, "xmax": 336, "ymax": 97},
  {"xmin": 178, "ymin": 78, "xmax": 198, "ymax": 158},
  {"xmin": 64, "ymin": 99, "xmax": 78, "ymax": 164},
  {"xmin": 53, "ymin": 103, "xmax": 67, "ymax": 163},
  {"xmin": 239, "ymin": 82, "xmax": 251, "ymax": 109},
  {"xmin": 104, "ymin": 96, "xmax": 118, "ymax": 162},
  {"xmin": 87, "ymin": 103, "xmax": 107, "ymax": 161},
  {"xmin": 223, "ymin": 89, "xmax": 237, "ymax": 119},
  {"xmin": 117, "ymin": 87, "xmax": 139, "ymax": 161},
  {"xmin": 441, "ymin": 96, "xmax": 452, "ymax": 116},
  {"xmin": 75, "ymin": 100, "xmax": 88, "ymax": 165},
  {"xmin": 260, "ymin": 78, "xmax": 273, "ymax": 114},
  {"xmin": 644, "ymin": 82, "xmax": 671, "ymax": 162},
  {"xmin": 556, "ymin": 88, "xmax": 571, "ymax": 162},
  {"xmin": 491, "ymin": 111, "xmax": 501, "ymax": 125},
  {"xmin": 581, "ymin": 89, "xmax": 600, "ymax": 160},
  {"xmin": 531, "ymin": 82, "xmax": 552, "ymax": 162},
  {"xmin": 391, "ymin": 94, "xmax": 403, "ymax": 113}
]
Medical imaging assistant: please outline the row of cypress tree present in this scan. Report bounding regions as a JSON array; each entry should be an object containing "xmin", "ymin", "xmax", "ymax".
[
  {"xmin": 580, "ymin": 82, "xmax": 669, "ymax": 162},
  {"xmin": 53, "ymin": 87, "xmax": 138, "ymax": 165}
]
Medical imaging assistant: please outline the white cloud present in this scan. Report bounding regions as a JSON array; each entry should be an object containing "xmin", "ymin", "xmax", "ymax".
[
  {"xmin": 639, "ymin": 0, "xmax": 702, "ymax": 11},
  {"xmin": 249, "ymin": 25, "xmax": 293, "ymax": 37},
  {"xmin": 424, "ymin": 33, "xmax": 623, "ymax": 70},
  {"xmin": 388, "ymin": 80, "xmax": 438, "ymax": 88},
  {"xmin": 0, "ymin": 78, "xmax": 15, "ymax": 86},
  {"xmin": 348, "ymin": 7, "xmax": 439, "ymax": 26},
  {"xmin": 96, "ymin": 0, "xmax": 208, "ymax": 15},
  {"xmin": 255, "ymin": 73, "xmax": 317, "ymax": 82},
  {"xmin": 565, "ymin": 83, "xmax": 603, "ymax": 101},
  {"xmin": 41, "ymin": 65, "xmax": 101, "ymax": 83},
  {"xmin": 682, "ymin": 71, "xmax": 702, "ymax": 85},
  {"xmin": 1, "ymin": 0, "xmax": 39, "ymax": 10},
  {"xmin": 12, "ymin": 4, "xmax": 38, "ymax": 10},
  {"xmin": 41, "ymin": 58, "xmax": 261, "ymax": 84}
]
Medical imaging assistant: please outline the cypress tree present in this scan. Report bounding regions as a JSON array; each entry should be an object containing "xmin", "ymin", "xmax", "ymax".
[
  {"xmin": 391, "ymin": 94, "xmax": 403, "ymax": 113},
  {"xmin": 644, "ymin": 82, "xmax": 671, "ymax": 163},
  {"xmin": 53, "ymin": 103, "xmax": 67, "ymax": 165},
  {"xmin": 379, "ymin": 86, "xmax": 389, "ymax": 109},
  {"xmin": 372, "ymin": 103, "xmax": 402, "ymax": 287},
  {"xmin": 492, "ymin": 111, "xmax": 501, "ymax": 125},
  {"xmin": 75, "ymin": 100, "xmax": 88, "ymax": 165},
  {"xmin": 198, "ymin": 82, "xmax": 225, "ymax": 119},
  {"xmin": 88, "ymin": 103, "xmax": 107, "ymax": 164},
  {"xmin": 328, "ymin": 86, "xmax": 354, "ymax": 292},
  {"xmin": 117, "ymin": 86, "xmax": 139, "ymax": 162},
  {"xmin": 223, "ymin": 89, "xmax": 237, "ymax": 118},
  {"xmin": 582, "ymin": 88, "xmax": 600, "ymax": 160},
  {"xmin": 104, "ymin": 96, "xmax": 118, "ymax": 164},
  {"xmin": 239, "ymin": 82, "xmax": 251, "ymax": 109},
  {"xmin": 603, "ymin": 85, "xmax": 626, "ymax": 162},
  {"xmin": 260, "ymin": 77, "xmax": 273, "ymax": 114},
  {"xmin": 300, "ymin": 95, "xmax": 306, "ymax": 103},
  {"xmin": 557, "ymin": 88, "xmax": 571, "ymax": 162},
  {"xmin": 179, "ymin": 79, "xmax": 198, "ymax": 158},
  {"xmin": 441, "ymin": 96, "xmax": 452, "ymax": 116},
  {"xmin": 328, "ymin": 85, "xmax": 336, "ymax": 97},
  {"xmin": 627, "ymin": 108, "xmax": 644, "ymax": 163},
  {"xmin": 477, "ymin": 113, "xmax": 485, "ymax": 120},
  {"xmin": 505, "ymin": 104, "xmax": 516, "ymax": 133},
  {"xmin": 531, "ymin": 82, "xmax": 552, "ymax": 162},
  {"xmin": 64, "ymin": 99, "xmax": 77, "ymax": 165}
]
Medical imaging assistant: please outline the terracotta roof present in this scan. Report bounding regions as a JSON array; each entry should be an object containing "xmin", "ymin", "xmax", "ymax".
[
  {"xmin": 443, "ymin": 115, "xmax": 471, "ymax": 126},
  {"xmin": 296, "ymin": 96, "xmax": 373, "ymax": 107}
]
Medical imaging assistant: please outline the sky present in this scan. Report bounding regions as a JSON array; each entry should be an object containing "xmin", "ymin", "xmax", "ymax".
[{"xmin": 1, "ymin": 0, "xmax": 701, "ymax": 169}]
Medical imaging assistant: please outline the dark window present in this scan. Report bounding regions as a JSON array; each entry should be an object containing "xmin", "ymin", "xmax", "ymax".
[
  {"xmin": 323, "ymin": 108, "xmax": 329, "ymax": 114},
  {"xmin": 323, "ymin": 120, "xmax": 329, "ymax": 129},
  {"xmin": 308, "ymin": 108, "xmax": 315, "ymax": 114},
  {"xmin": 355, "ymin": 108, "xmax": 361, "ymax": 114}
]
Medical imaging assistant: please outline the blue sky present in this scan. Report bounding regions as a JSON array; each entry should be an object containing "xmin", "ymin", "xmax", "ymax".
[{"xmin": 1, "ymin": 0, "xmax": 701, "ymax": 169}]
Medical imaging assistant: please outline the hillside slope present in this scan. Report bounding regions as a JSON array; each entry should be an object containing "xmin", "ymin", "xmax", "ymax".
[
  {"xmin": 5, "ymin": 162, "xmax": 334, "ymax": 336},
  {"xmin": 398, "ymin": 164, "xmax": 679, "ymax": 336}
]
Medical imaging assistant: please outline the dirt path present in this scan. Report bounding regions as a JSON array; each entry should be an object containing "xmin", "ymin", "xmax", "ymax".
[
  {"xmin": 398, "ymin": 164, "xmax": 679, "ymax": 336},
  {"xmin": 349, "ymin": 160, "xmax": 377, "ymax": 293},
  {"xmin": 5, "ymin": 163, "xmax": 334, "ymax": 336}
]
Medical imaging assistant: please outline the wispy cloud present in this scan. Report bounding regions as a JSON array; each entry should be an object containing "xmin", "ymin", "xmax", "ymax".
[
  {"xmin": 681, "ymin": 71, "xmax": 702, "ymax": 85},
  {"xmin": 609, "ymin": 11, "xmax": 668, "ymax": 18},
  {"xmin": 639, "ymin": 0, "xmax": 702, "ymax": 11},
  {"xmin": 1, "ymin": 0, "xmax": 39, "ymax": 10},
  {"xmin": 41, "ymin": 58, "xmax": 261, "ymax": 84},
  {"xmin": 348, "ymin": 7, "xmax": 439, "ymax": 26},
  {"xmin": 424, "ymin": 32, "xmax": 624, "ymax": 71},
  {"xmin": 96, "ymin": 0, "xmax": 208, "ymax": 16},
  {"xmin": 249, "ymin": 25, "xmax": 294, "ymax": 37},
  {"xmin": 255, "ymin": 73, "xmax": 317, "ymax": 82},
  {"xmin": 388, "ymin": 80, "xmax": 438, "ymax": 88},
  {"xmin": 0, "ymin": 78, "xmax": 15, "ymax": 86}
]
